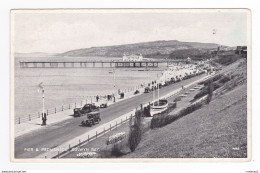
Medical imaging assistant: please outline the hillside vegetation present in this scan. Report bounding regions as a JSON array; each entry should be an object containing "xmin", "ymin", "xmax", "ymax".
[
  {"xmin": 59, "ymin": 40, "xmax": 221, "ymax": 58},
  {"xmin": 168, "ymin": 48, "xmax": 212, "ymax": 60}
]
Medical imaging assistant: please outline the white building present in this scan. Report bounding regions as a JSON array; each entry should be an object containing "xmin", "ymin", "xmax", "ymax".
[{"xmin": 122, "ymin": 54, "xmax": 143, "ymax": 61}]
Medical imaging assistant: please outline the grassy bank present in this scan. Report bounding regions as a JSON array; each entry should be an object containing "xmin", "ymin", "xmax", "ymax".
[{"xmin": 123, "ymin": 83, "xmax": 247, "ymax": 158}]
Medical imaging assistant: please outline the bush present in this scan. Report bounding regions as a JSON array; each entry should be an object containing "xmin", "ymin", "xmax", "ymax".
[
  {"xmin": 111, "ymin": 144, "xmax": 125, "ymax": 157},
  {"xmin": 199, "ymin": 74, "xmax": 222, "ymax": 86},
  {"xmin": 143, "ymin": 105, "xmax": 151, "ymax": 117},
  {"xmin": 193, "ymin": 87, "xmax": 208, "ymax": 100},
  {"xmin": 219, "ymin": 75, "xmax": 231, "ymax": 83},
  {"xmin": 151, "ymin": 100, "xmax": 205, "ymax": 129},
  {"xmin": 174, "ymin": 97, "xmax": 182, "ymax": 102}
]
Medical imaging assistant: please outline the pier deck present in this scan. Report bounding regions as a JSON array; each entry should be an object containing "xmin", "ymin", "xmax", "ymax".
[{"xmin": 19, "ymin": 60, "xmax": 188, "ymax": 68}]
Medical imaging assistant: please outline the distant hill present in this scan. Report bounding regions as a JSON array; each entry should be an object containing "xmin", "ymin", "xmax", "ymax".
[{"xmin": 59, "ymin": 40, "xmax": 224, "ymax": 58}]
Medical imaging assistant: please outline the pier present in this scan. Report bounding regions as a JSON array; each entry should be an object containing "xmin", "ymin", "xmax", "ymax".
[{"xmin": 19, "ymin": 60, "xmax": 188, "ymax": 68}]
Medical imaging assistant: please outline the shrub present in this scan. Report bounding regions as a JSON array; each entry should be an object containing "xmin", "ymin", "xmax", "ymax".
[
  {"xmin": 174, "ymin": 97, "xmax": 181, "ymax": 102},
  {"xmin": 143, "ymin": 105, "xmax": 151, "ymax": 117},
  {"xmin": 219, "ymin": 75, "xmax": 231, "ymax": 84},
  {"xmin": 193, "ymin": 87, "xmax": 208, "ymax": 100},
  {"xmin": 111, "ymin": 144, "xmax": 125, "ymax": 157},
  {"xmin": 198, "ymin": 74, "xmax": 222, "ymax": 86},
  {"xmin": 212, "ymin": 81, "xmax": 222, "ymax": 89},
  {"xmin": 151, "ymin": 100, "xmax": 205, "ymax": 129}
]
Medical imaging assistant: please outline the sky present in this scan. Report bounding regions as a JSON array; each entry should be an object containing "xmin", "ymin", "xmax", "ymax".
[{"xmin": 12, "ymin": 10, "xmax": 249, "ymax": 53}]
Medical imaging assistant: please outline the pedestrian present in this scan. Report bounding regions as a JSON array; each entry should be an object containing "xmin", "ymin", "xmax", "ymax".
[
  {"xmin": 96, "ymin": 95, "xmax": 99, "ymax": 102},
  {"xmin": 42, "ymin": 113, "xmax": 47, "ymax": 126}
]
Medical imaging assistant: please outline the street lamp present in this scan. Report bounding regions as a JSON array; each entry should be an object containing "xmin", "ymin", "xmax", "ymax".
[{"xmin": 38, "ymin": 82, "xmax": 46, "ymax": 125}]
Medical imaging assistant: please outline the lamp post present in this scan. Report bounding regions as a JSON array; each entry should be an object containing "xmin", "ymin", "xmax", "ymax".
[
  {"xmin": 38, "ymin": 82, "xmax": 46, "ymax": 125},
  {"xmin": 113, "ymin": 67, "xmax": 116, "ymax": 102}
]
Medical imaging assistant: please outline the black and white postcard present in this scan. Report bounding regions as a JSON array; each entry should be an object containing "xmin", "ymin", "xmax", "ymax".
[{"xmin": 10, "ymin": 9, "xmax": 251, "ymax": 162}]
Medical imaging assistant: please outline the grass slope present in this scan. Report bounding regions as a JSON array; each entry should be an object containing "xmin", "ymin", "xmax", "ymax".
[{"xmin": 123, "ymin": 83, "xmax": 247, "ymax": 158}]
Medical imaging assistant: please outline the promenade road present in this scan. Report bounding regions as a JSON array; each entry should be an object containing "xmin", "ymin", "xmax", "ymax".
[{"xmin": 15, "ymin": 74, "xmax": 206, "ymax": 158}]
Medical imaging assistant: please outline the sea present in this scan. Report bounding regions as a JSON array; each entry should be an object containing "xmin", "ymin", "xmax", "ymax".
[{"xmin": 14, "ymin": 56, "xmax": 167, "ymax": 119}]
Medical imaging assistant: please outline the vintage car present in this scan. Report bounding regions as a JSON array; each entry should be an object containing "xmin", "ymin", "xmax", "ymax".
[
  {"xmin": 73, "ymin": 103, "xmax": 99, "ymax": 117},
  {"xmin": 134, "ymin": 90, "xmax": 140, "ymax": 95},
  {"xmin": 81, "ymin": 112, "xmax": 101, "ymax": 127},
  {"xmin": 144, "ymin": 87, "xmax": 151, "ymax": 93},
  {"xmin": 100, "ymin": 103, "xmax": 108, "ymax": 108}
]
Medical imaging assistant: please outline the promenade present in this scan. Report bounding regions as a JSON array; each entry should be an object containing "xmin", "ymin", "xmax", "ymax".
[{"xmin": 14, "ymin": 73, "xmax": 208, "ymax": 159}]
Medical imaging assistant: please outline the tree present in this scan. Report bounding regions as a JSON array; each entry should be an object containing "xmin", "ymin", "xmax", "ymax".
[
  {"xmin": 128, "ymin": 110, "xmax": 143, "ymax": 152},
  {"xmin": 206, "ymin": 79, "xmax": 214, "ymax": 104}
]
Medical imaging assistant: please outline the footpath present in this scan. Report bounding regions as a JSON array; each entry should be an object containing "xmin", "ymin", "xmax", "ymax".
[{"xmin": 15, "ymin": 86, "xmax": 146, "ymax": 138}]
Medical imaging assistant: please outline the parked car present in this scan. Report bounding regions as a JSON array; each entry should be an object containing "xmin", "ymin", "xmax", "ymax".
[
  {"xmin": 81, "ymin": 112, "xmax": 101, "ymax": 127},
  {"xmin": 100, "ymin": 103, "xmax": 108, "ymax": 108},
  {"xmin": 144, "ymin": 87, "xmax": 151, "ymax": 93},
  {"xmin": 73, "ymin": 103, "xmax": 99, "ymax": 117}
]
